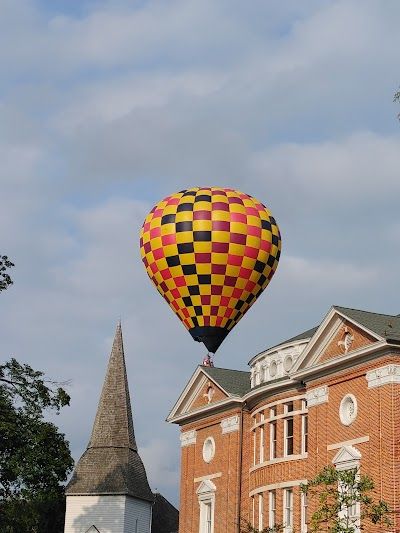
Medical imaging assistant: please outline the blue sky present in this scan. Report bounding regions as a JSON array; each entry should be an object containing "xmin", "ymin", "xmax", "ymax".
[{"xmin": 1, "ymin": 0, "xmax": 400, "ymax": 506}]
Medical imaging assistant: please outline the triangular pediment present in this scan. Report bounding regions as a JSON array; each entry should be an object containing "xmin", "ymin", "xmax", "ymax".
[
  {"xmin": 196, "ymin": 479, "xmax": 216, "ymax": 495},
  {"xmin": 167, "ymin": 366, "xmax": 230, "ymax": 422},
  {"xmin": 294, "ymin": 307, "xmax": 383, "ymax": 372},
  {"xmin": 85, "ymin": 526, "xmax": 100, "ymax": 533},
  {"xmin": 332, "ymin": 445, "xmax": 362, "ymax": 466}
]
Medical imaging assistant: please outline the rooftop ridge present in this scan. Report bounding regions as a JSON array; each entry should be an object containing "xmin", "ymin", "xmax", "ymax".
[{"xmin": 333, "ymin": 305, "xmax": 398, "ymax": 319}]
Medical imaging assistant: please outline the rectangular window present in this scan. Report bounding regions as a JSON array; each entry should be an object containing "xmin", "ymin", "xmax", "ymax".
[
  {"xmin": 302, "ymin": 413, "xmax": 308, "ymax": 454},
  {"xmin": 270, "ymin": 421, "xmax": 277, "ymax": 459},
  {"xmin": 270, "ymin": 405, "xmax": 277, "ymax": 418},
  {"xmin": 269, "ymin": 490, "xmax": 276, "ymax": 528},
  {"xmin": 284, "ymin": 489, "xmax": 293, "ymax": 530},
  {"xmin": 285, "ymin": 401, "xmax": 294, "ymax": 413},
  {"xmin": 253, "ymin": 430, "xmax": 257, "ymax": 465},
  {"xmin": 258, "ymin": 493, "xmax": 263, "ymax": 530},
  {"xmin": 260, "ymin": 426, "xmax": 264, "ymax": 463},
  {"xmin": 200, "ymin": 500, "xmax": 214, "ymax": 533},
  {"xmin": 301, "ymin": 492, "xmax": 308, "ymax": 532},
  {"xmin": 285, "ymin": 417, "xmax": 294, "ymax": 456},
  {"xmin": 252, "ymin": 495, "xmax": 255, "ymax": 527}
]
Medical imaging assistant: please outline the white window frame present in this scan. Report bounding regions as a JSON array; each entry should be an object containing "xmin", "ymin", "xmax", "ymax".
[
  {"xmin": 284, "ymin": 416, "xmax": 294, "ymax": 456},
  {"xmin": 333, "ymin": 446, "xmax": 362, "ymax": 533},
  {"xmin": 270, "ymin": 420, "xmax": 277, "ymax": 459},
  {"xmin": 259, "ymin": 425, "xmax": 264, "ymax": 463},
  {"xmin": 258, "ymin": 493, "xmax": 264, "ymax": 530},
  {"xmin": 301, "ymin": 410, "xmax": 308, "ymax": 455},
  {"xmin": 283, "ymin": 488, "xmax": 293, "ymax": 532},
  {"xmin": 269, "ymin": 490, "xmax": 276, "ymax": 528},
  {"xmin": 197, "ymin": 479, "xmax": 216, "ymax": 533},
  {"xmin": 301, "ymin": 491, "xmax": 308, "ymax": 532},
  {"xmin": 253, "ymin": 429, "xmax": 257, "ymax": 465}
]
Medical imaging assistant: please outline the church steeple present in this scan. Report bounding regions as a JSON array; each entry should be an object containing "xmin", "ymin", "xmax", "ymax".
[
  {"xmin": 88, "ymin": 321, "xmax": 137, "ymax": 451},
  {"xmin": 65, "ymin": 323, "xmax": 153, "ymax": 502}
]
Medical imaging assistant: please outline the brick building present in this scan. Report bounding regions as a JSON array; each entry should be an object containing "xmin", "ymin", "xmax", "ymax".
[{"xmin": 167, "ymin": 305, "xmax": 400, "ymax": 532}]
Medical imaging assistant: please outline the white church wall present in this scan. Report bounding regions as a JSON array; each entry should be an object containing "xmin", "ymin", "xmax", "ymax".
[
  {"xmin": 64, "ymin": 495, "xmax": 126, "ymax": 533},
  {"xmin": 124, "ymin": 497, "xmax": 152, "ymax": 533}
]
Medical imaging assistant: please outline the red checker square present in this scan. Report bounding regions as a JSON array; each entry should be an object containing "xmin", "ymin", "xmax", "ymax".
[
  {"xmin": 143, "ymin": 257, "xmax": 149, "ymax": 268},
  {"xmin": 195, "ymin": 253, "xmax": 211, "ymax": 263},
  {"xmin": 224, "ymin": 275, "xmax": 236, "ymax": 287},
  {"xmin": 204, "ymin": 316, "xmax": 210, "ymax": 326},
  {"xmin": 213, "ymin": 202, "xmax": 229, "ymax": 211},
  {"xmin": 260, "ymin": 239, "xmax": 272, "ymax": 252},
  {"xmin": 150, "ymin": 206, "xmax": 157, "ymax": 214},
  {"xmin": 144, "ymin": 242, "xmax": 152, "ymax": 254},
  {"xmin": 172, "ymin": 301, "xmax": 180, "ymax": 311},
  {"xmin": 193, "ymin": 210, "xmax": 211, "ymax": 220},
  {"xmin": 224, "ymin": 308, "xmax": 233, "ymax": 318},
  {"xmin": 162, "ymin": 234, "xmax": 176, "ymax": 246},
  {"xmin": 230, "ymin": 233, "xmax": 246, "ymax": 245},
  {"xmin": 245, "ymin": 280, "xmax": 256, "ymax": 292},
  {"xmin": 183, "ymin": 318, "xmax": 190, "ymax": 328},
  {"xmin": 151, "ymin": 275, "xmax": 159, "ymax": 286},
  {"xmin": 228, "ymin": 196, "xmax": 243, "ymax": 204},
  {"xmin": 160, "ymin": 281, "xmax": 168, "ymax": 292},
  {"xmin": 212, "ymin": 264, "xmax": 226, "ymax": 275},
  {"xmin": 212, "ymin": 242, "xmax": 229, "ymax": 253},
  {"xmin": 201, "ymin": 295, "xmax": 211, "ymax": 305},
  {"xmin": 248, "ymin": 225, "xmax": 261, "ymax": 237},
  {"xmin": 212, "ymin": 220, "xmax": 230, "ymax": 231},
  {"xmin": 150, "ymin": 263, "xmax": 158, "ymax": 274},
  {"xmin": 153, "ymin": 248, "xmax": 164, "ymax": 260},
  {"xmin": 239, "ymin": 267, "xmax": 252, "ymax": 279},
  {"xmin": 143, "ymin": 222, "xmax": 151, "ymax": 232},
  {"xmin": 211, "ymin": 285, "xmax": 223, "ymax": 295},
  {"xmin": 174, "ymin": 276, "xmax": 186, "ymax": 287},
  {"xmin": 167, "ymin": 197, "xmax": 180, "ymax": 205},
  {"xmin": 139, "ymin": 237, "xmax": 143, "ymax": 247},
  {"xmin": 228, "ymin": 254, "xmax": 242, "ymax": 266},
  {"xmin": 150, "ymin": 227, "xmax": 161, "ymax": 239},
  {"xmin": 246, "ymin": 207, "xmax": 259, "ymax": 216},
  {"xmin": 171, "ymin": 288, "xmax": 180, "ymax": 298},
  {"xmin": 245, "ymin": 246, "xmax": 258, "ymax": 259},
  {"xmin": 230, "ymin": 212, "xmax": 247, "ymax": 223},
  {"xmin": 212, "ymin": 189, "xmax": 227, "ymax": 196},
  {"xmin": 220, "ymin": 296, "xmax": 230, "ymax": 306},
  {"xmin": 215, "ymin": 316, "xmax": 223, "ymax": 326},
  {"xmin": 161, "ymin": 269, "xmax": 172, "ymax": 280},
  {"xmin": 268, "ymin": 269, "xmax": 275, "ymax": 280},
  {"xmin": 182, "ymin": 308, "xmax": 190, "ymax": 318},
  {"xmin": 232, "ymin": 288, "xmax": 242, "ymax": 298},
  {"xmin": 153, "ymin": 208, "xmax": 163, "ymax": 218},
  {"xmin": 211, "ymin": 305, "xmax": 219, "ymax": 315}
]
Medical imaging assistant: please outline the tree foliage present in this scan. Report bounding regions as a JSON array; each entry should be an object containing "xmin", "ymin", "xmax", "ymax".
[
  {"xmin": 395, "ymin": 87, "xmax": 400, "ymax": 120},
  {"xmin": 301, "ymin": 465, "xmax": 391, "ymax": 533},
  {"xmin": 0, "ymin": 256, "xmax": 14, "ymax": 292},
  {"xmin": 240, "ymin": 520, "xmax": 283, "ymax": 533},
  {"xmin": 0, "ymin": 256, "xmax": 74, "ymax": 532}
]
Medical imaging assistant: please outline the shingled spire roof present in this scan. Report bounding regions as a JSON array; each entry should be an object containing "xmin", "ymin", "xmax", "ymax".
[{"xmin": 66, "ymin": 323, "xmax": 153, "ymax": 501}]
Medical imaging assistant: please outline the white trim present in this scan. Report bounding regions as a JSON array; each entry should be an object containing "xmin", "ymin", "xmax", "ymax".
[
  {"xmin": 258, "ymin": 493, "xmax": 264, "ymax": 530},
  {"xmin": 283, "ymin": 487, "xmax": 293, "ymax": 532},
  {"xmin": 339, "ymin": 394, "xmax": 358, "ymax": 426},
  {"xmin": 250, "ymin": 479, "xmax": 307, "ymax": 496},
  {"xmin": 197, "ymin": 480, "xmax": 216, "ymax": 533},
  {"xmin": 194, "ymin": 472, "xmax": 222, "ymax": 483},
  {"xmin": 249, "ymin": 338, "xmax": 312, "ymax": 366},
  {"xmin": 251, "ymin": 394, "xmax": 306, "ymax": 416},
  {"xmin": 366, "ymin": 364, "xmax": 400, "ymax": 388},
  {"xmin": 220, "ymin": 415, "xmax": 240, "ymax": 434},
  {"xmin": 301, "ymin": 491, "xmax": 308, "ymax": 533},
  {"xmin": 269, "ymin": 490, "xmax": 276, "ymax": 529},
  {"xmin": 251, "ymin": 407, "xmax": 307, "ymax": 430},
  {"xmin": 250, "ymin": 454, "xmax": 308, "ymax": 472},
  {"xmin": 202, "ymin": 437, "xmax": 216, "ymax": 463},
  {"xmin": 168, "ymin": 397, "xmax": 242, "ymax": 424},
  {"xmin": 332, "ymin": 445, "xmax": 361, "ymax": 471},
  {"xmin": 180, "ymin": 430, "xmax": 197, "ymax": 447},
  {"xmin": 327, "ymin": 436, "xmax": 369, "ymax": 451},
  {"xmin": 284, "ymin": 415, "xmax": 294, "ymax": 457},
  {"xmin": 306, "ymin": 385, "xmax": 328, "ymax": 407}
]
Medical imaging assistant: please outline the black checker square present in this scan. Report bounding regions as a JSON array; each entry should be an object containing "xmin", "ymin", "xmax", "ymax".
[
  {"xmin": 194, "ymin": 306, "xmax": 203, "ymax": 316},
  {"xmin": 166, "ymin": 255, "xmax": 180, "ymax": 267},
  {"xmin": 177, "ymin": 242, "xmax": 194, "ymax": 254},
  {"xmin": 195, "ymin": 194, "xmax": 211, "ymax": 202},
  {"xmin": 272, "ymin": 234, "xmax": 279, "ymax": 246},
  {"xmin": 161, "ymin": 214, "xmax": 176, "ymax": 224},
  {"xmin": 194, "ymin": 231, "xmax": 211, "ymax": 241},
  {"xmin": 176, "ymin": 221, "xmax": 193, "ymax": 232},
  {"xmin": 267, "ymin": 254, "xmax": 276, "ymax": 268},
  {"xmin": 254, "ymin": 260, "xmax": 265, "ymax": 273},
  {"xmin": 182, "ymin": 264, "xmax": 197, "ymax": 275},
  {"xmin": 198, "ymin": 274, "xmax": 211, "ymax": 285},
  {"xmin": 261, "ymin": 220, "xmax": 272, "ymax": 231},
  {"xmin": 183, "ymin": 296, "xmax": 193, "ymax": 307},
  {"xmin": 235, "ymin": 300, "xmax": 245, "ymax": 311},
  {"xmin": 177, "ymin": 203, "xmax": 194, "ymax": 212},
  {"xmin": 246, "ymin": 294, "xmax": 255, "ymax": 304},
  {"xmin": 182, "ymin": 190, "xmax": 196, "ymax": 197},
  {"xmin": 258, "ymin": 274, "xmax": 267, "ymax": 287},
  {"xmin": 188, "ymin": 285, "xmax": 200, "ymax": 296}
]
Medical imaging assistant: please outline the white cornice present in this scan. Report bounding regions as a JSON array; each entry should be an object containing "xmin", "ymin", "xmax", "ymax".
[
  {"xmin": 366, "ymin": 364, "xmax": 400, "ymax": 388},
  {"xmin": 248, "ymin": 338, "xmax": 310, "ymax": 366},
  {"xmin": 243, "ymin": 377, "xmax": 296, "ymax": 403},
  {"xmin": 167, "ymin": 397, "xmax": 242, "ymax": 424}
]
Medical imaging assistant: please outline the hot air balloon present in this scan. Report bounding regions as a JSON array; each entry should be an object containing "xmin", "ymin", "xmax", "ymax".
[{"xmin": 139, "ymin": 187, "xmax": 281, "ymax": 354}]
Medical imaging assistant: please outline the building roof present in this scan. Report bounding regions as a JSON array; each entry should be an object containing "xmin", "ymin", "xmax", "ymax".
[
  {"xmin": 66, "ymin": 323, "xmax": 153, "ymax": 501},
  {"xmin": 334, "ymin": 306, "xmax": 400, "ymax": 341},
  {"xmin": 151, "ymin": 493, "xmax": 179, "ymax": 533},
  {"xmin": 201, "ymin": 366, "xmax": 250, "ymax": 396}
]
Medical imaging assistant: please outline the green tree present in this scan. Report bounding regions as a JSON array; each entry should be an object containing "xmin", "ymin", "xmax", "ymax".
[
  {"xmin": 0, "ymin": 256, "xmax": 74, "ymax": 532},
  {"xmin": 395, "ymin": 87, "xmax": 400, "ymax": 119},
  {"xmin": 300, "ymin": 465, "xmax": 391, "ymax": 533},
  {"xmin": 240, "ymin": 518, "xmax": 283, "ymax": 532},
  {"xmin": 0, "ymin": 256, "xmax": 14, "ymax": 292}
]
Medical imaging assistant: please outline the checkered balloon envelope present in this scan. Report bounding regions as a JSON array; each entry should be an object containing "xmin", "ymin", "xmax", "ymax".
[{"xmin": 140, "ymin": 187, "xmax": 281, "ymax": 353}]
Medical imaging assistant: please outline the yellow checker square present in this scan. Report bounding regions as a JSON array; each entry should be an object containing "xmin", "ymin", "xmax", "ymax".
[
  {"xmin": 241, "ymin": 255, "xmax": 256, "ymax": 270},
  {"xmin": 193, "ymin": 219, "xmax": 212, "ymax": 232},
  {"xmin": 162, "ymin": 245, "xmax": 178, "ymax": 258},
  {"xmin": 196, "ymin": 263, "xmax": 211, "ymax": 275},
  {"xmin": 150, "ymin": 218, "xmax": 162, "ymax": 229},
  {"xmin": 235, "ymin": 277, "xmax": 248, "ymax": 290},
  {"xmin": 202, "ymin": 305, "xmax": 211, "ymax": 316},
  {"xmin": 213, "ymin": 230, "xmax": 231, "ymax": 243},
  {"xmin": 229, "ymin": 203, "xmax": 246, "ymax": 214},
  {"xmin": 210, "ymin": 295, "xmax": 221, "ymax": 306},
  {"xmin": 175, "ymin": 211, "xmax": 193, "ymax": 223},
  {"xmin": 230, "ymin": 221, "xmax": 247, "ymax": 234},
  {"xmin": 185, "ymin": 274, "xmax": 198, "ymax": 286},
  {"xmin": 247, "ymin": 215, "xmax": 261, "ymax": 227},
  {"xmin": 155, "ymin": 257, "xmax": 168, "ymax": 271},
  {"xmin": 153, "ymin": 271, "xmax": 163, "ymax": 285},
  {"xmin": 217, "ymin": 306, "xmax": 227, "ymax": 317},
  {"xmin": 150, "ymin": 237, "xmax": 162, "ymax": 250},
  {"xmin": 141, "ymin": 233, "xmax": 150, "ymax": 245},
  {"xmin": 169, "ymin": 265, "xmax": 183, "ymax": 278},
  {"xmin": 211, "ymin": 210, "xmax": 230, "ymax": 222},
  {"xmin": 261, "ymin": 229, "xmax": 272, "ymax": 242},
  {"xmin": 193, "ymin": 241, "xmax": 212, "ymax": 254},
  {"xmin": 242, "ymin": 197, "xmax": 255, "ymax": 207},
  {"xmin": 179, "ymin": 254, "xmax": 196, "ymax": 265},
  {"xmin": 246, "ymin": 235, "xmax": 260, "ymax": 248},
  {"xmin": 209, "ymin": 316, "xmax": 217, "ymax": 327},
  {"xmin": 225, "ymin": 264, "xmax": 240, "ymax": 277},
  {"xmin": 162, "ymin": 204, "xmax": 178, "ymax": 215},
  {"xmin": 221, "ymin": 285, "xmax": 234, "ymax": 297},
  {"xmin": 250, "ymin": 270, "xmax": 262, "ymax": 283},
  {"xmin": 194, "ymin": 201, "xmax": 212, "ymax": 211},
  {"xmin": 211, "ymin": 274, "xmax": 225, "ymax": 286},
  {"xmin": 258, "ymin": 210, "xmax": 269, "ymax": 221},
  {"xmin": 229, "ymin": 242, "xmax": 245, "ymax": 257},
  {"xmin": 190, "ymin": 295, "xmax": 201, "ymax": 307},
  {"xmin": 176, "ymin": 231, "xmax": 193, "ymax": 244},
  {"xmin": 211, "ymin": 252, "xmax": 228, "ymax": 265},
  {"xmin": 161, "ymin": 224, "xmax": 175, "ymax": 236},
  {"xmin": 270, "ymin": 244, "xmax": 279, "ymax": 258},
  {"xmin": 198, "ymin": 284, "xmax": 212, "ymax": 295}
]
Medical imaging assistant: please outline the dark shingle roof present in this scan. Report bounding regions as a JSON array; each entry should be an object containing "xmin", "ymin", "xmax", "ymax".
[
  {"xmin": 334, "ymin": 306, "xmax": 400, "ymax": 341},
  {"xmin": 66, "ymin": 323, "xmax": 153, "ymax": 501},
  {"xmin": 201, "ymin": 366, "xmax": 250, "ymax": 396},
  {"xmin": 151, "ymin": 493, "xmax": 179, "ymax": 533}
]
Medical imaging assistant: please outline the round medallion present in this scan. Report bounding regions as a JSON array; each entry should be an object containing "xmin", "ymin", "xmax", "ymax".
[
  {"xmin": 339, "ymin": 394, "xmax": 358, "ymax": 426},
  {"xmin": 269, "ymin": 360, "xmax": 278, "ymax": 377},
  {"xmin": 283, "ymin": 355, "xmax": 293, "ymax": 372},
  {"xmin": 202, "ymin": 437, "xmax": 216, "ymax": 463}
]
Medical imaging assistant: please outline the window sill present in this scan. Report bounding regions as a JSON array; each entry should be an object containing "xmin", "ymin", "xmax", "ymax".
[{"xmin": 250, "ymin": 453, "xmax": 308, "ymax": 471}]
